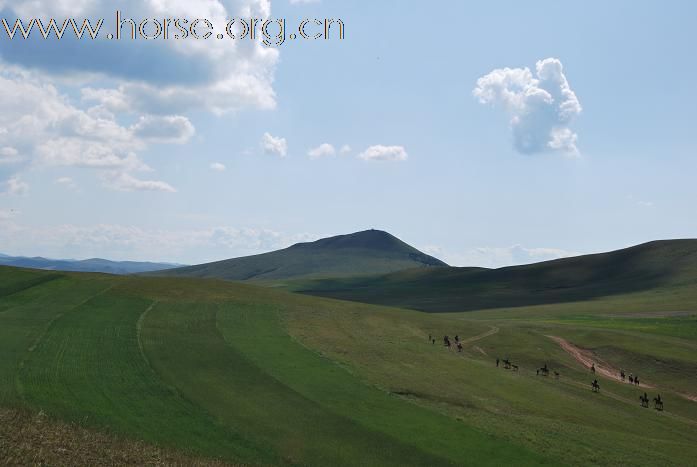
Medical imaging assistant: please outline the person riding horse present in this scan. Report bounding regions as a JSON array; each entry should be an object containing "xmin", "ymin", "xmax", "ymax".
[
  {"xmin": 444, "ymin": 335, "xmax": 451, "ymax": 347},
  {"xmin": 620, "ymin": 369, "xmax": 625, "ymax": 381},
  {"xmin": 640, "ymin": 392, "xmax": 649, "ymax": 408},
  {"xmin": 654, "ymin": 394, "xmax": 664, "ymax": 411},
  {"xmin": 591, "ymin": 379, "xmax": 600, "ymax": 392}
]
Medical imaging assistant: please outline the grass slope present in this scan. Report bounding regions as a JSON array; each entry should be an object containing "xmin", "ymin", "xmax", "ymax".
[
  {"xmin": 2, "ymin": 265, "xmax": 696, "ymax": 466},
  {"xmin": 0, "ymin": 266, "xmax": 539, "ymax": 466},
  {"xmin": 294, "ymin": 239, "xmax": 697, "ymax": 312},
  {"xmin": 156, "ymin": 229, "xmax": 447, "ymax": 282}
]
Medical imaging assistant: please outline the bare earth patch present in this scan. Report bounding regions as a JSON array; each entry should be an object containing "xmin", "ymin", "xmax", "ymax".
[
  {"xmin": 547, "ymin": 335, "xmax": 654, "ymax": 388},
  {"xmin": 0, "ymin": 408, "xmax": 235, "ymax": 466}
]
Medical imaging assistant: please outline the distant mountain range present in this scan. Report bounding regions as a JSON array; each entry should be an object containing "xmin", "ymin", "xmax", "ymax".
[
  {"xmin": 0, "ymin": 255, "xmax": 182, "ymax": 275},
  {"xmin": 154, "ymin": 229, "xmax": 447, "ymax": 282}
]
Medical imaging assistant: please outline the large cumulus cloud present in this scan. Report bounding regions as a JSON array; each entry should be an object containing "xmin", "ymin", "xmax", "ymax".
[
  {"xmin": 474, "ymin": 58, "xmax": 582, "ymax": 156},
  {"xmin": 0, "ymin": 0, "xmax": 280, "ymax": 192}
]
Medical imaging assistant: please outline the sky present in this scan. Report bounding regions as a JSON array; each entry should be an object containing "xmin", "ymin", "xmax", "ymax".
[{"xmin": 0, "ymin": 0, "xmax": 696, "ymax": 268}]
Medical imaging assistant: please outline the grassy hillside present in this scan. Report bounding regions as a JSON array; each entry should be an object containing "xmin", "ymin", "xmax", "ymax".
[
  {"xmin": 156, "ymin": 229, "xmax": 447, "ymax": 282},
  {"xmin": 294, "ymin": 239, "xmax": 697, "ymax": 312},
  {"xmin": 0, "ymin": 266, "xmax": 539, "ymax": 466},
  {"xmin": 2, "ymin": 264, "xmax": 697, "ymax": 465}
]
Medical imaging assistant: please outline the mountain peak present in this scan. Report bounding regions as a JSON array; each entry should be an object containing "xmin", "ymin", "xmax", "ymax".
[
  {"xmin": 158, "ymin": 229, "xmax": 447, "ymax": 282},
  {"xmin": 290, "ymin": 229, "xmax": 404, "ymax": 251}
]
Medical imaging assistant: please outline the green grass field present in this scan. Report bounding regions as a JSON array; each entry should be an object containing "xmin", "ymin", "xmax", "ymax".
[{"xmin": 1, "ymin": 265, "xmax": 696, "ymax": 465}]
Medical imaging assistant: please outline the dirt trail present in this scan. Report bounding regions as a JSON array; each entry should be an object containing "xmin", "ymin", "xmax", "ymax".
[
  {"xmin": 462, "ymin": 326, "xmax": 499, "ymax": 344},
  {"xmin": 547, "ymin": 335, "xmax": 654, "ymax": 389}
]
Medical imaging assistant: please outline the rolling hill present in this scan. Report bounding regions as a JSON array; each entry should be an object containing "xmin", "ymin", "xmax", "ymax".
[
  {"xmin": 295, "ymin": 239, "xmax": 697, "ymax": 312},
  {"xmin": 1, "ymin": 264, "xmax": 697, "ymax": 466},
  {"xmin": 0, "ymin": 255, "xmax": 181, "ymax": 275},
  {"xmin": 156, "ymin": 229, "xmax": 447, "ymax": 282}
]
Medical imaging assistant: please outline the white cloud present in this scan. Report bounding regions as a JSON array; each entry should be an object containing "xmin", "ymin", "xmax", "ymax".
[
  {"xmin": 290, "ymin": 0, "xmax": 321, "ymax": 4},
  {"xmin": 210, "ymin": 162, "xmax": 226, "ymax": 172},
  {"xmin": 0, "ymin": 146, "xmax": 21, "ymax": 164},
  {"xmin": 474, "ymin": 57, "xmax": 582, "ymax": 156},
  {"xmin": 0, "ymin": 70, "xmax": 178, "ymax": 192},
  {"xmin": 0, "ymin": 1, "xmax": 279, "ymax": 116},
  {"xmin": 4, "ymin": 176, "xmax": 29, "ymax": 196},
  {"xmin": 308, "ymin": 143, "xmax": 336, "ymax": 159},
  {"xmin": 358, "ymin": 145, "xmax": 408, "ymax": 162},
  {"xmin": 101, "ymin": 172, "xmax": 176, "ymax": 193},
  {"xmin": 55, "ymin": 176, "xmax": 78, "ymax": 190},
  {"xmin": 0, "ymin": 218, "xmax": 319, "ymax": 264},
  {"xmin": 261, "ymin": 132, "xmax": 288, "ymax": 157},
  {"xmin": 131, "ymin": 115, "xmax": 195, "ymax": 144},
  {"xmin": 339, "ymin": 144, "xmax": 352, "ymax": 155},
  {"xmin": 430, "ymin": 244, "xmax": 581, "ymax": 268}
]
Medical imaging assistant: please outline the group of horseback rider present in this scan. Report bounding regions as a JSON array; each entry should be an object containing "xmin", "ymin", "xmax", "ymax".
[
  {"xmin": 619, "ymin": 369, "xmax": 641, "ymax": 386},
  {"xmin": 429, "ymin": 334, "xmax": 464, "ymax": 352},
  {"xmin": 441, "ymin": 334, "xmax": 464, "ymax": 352},
  {"xmin": 640, "ymin": 392, "xmax": 664, "ymax": 410},
  {"xmin": 428, "ymin": 335, "xmax": 665, "ymax": 411},
  {"xmin": 496, "ymin": 357, "xmax": 518, "ymax": 371}
]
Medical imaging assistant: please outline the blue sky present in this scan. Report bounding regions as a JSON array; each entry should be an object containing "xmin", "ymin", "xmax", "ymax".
[{"xmin": 0, "ymin": 0, "xmax": 696, "ymax": 267}]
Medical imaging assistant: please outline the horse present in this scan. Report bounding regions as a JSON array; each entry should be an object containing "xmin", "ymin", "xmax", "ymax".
[
  {"xmin": 635, "ymin": 376, "xmax": 640, "ymax": 386},
  {"xmin": 502, "ymin": 358, "xmax": 512, "ymax": 369},
  {"xmin": 628, "ymin": 375, "xmax": 634, "ymax": 384},
  {"xmin": 640, "ymin": 393, "xmax": 649, "ymax": 408},
  {"xmin": 456, "ymin": 342, "xmax": 463, "ymax": 353},
  {"xmin": 554, "ymin": 371, "xmax": 560, "ymax": 379},
  {"xmin": 537, "ymin": 365, "xmax": 549, "ymax": 376},
  {"xmin": 653, "ymin": 395, "xmax": 664, "ymax": 411},
  {"xmin": 444, "ymin": 336, "xmax": 451, "ymax": 348},
  {"xmin": 591, "ymin": 379, "xmax": 600, "ymax": 393},
  {"xmin": 620, "ymin": 370, "xmax": 625, "ymax": 382},
  {"xmin": 511, "ymin": 364, "xmax": 519, "ymax": 371}
]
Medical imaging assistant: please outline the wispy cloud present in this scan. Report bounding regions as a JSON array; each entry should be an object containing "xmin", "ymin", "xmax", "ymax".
[
  {"xmin": 424, "ymin": 244, "xmax": 581, "ymax": 268},
  {"xmin": 4, "ymin": 176, "xmax": 29, "ymax": 196},
  {"xmin": 308, "ymin": 143, "xmax": 336, "ymax": 159},
  {"xmin": 358, "ymin": 145, "xmax": 408, "ymax": 162}
]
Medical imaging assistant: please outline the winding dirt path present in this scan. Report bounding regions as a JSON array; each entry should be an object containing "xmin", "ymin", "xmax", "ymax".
[{"xmin": 547, "ymin": 335, "xmax": 654, "ymax": 389}]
